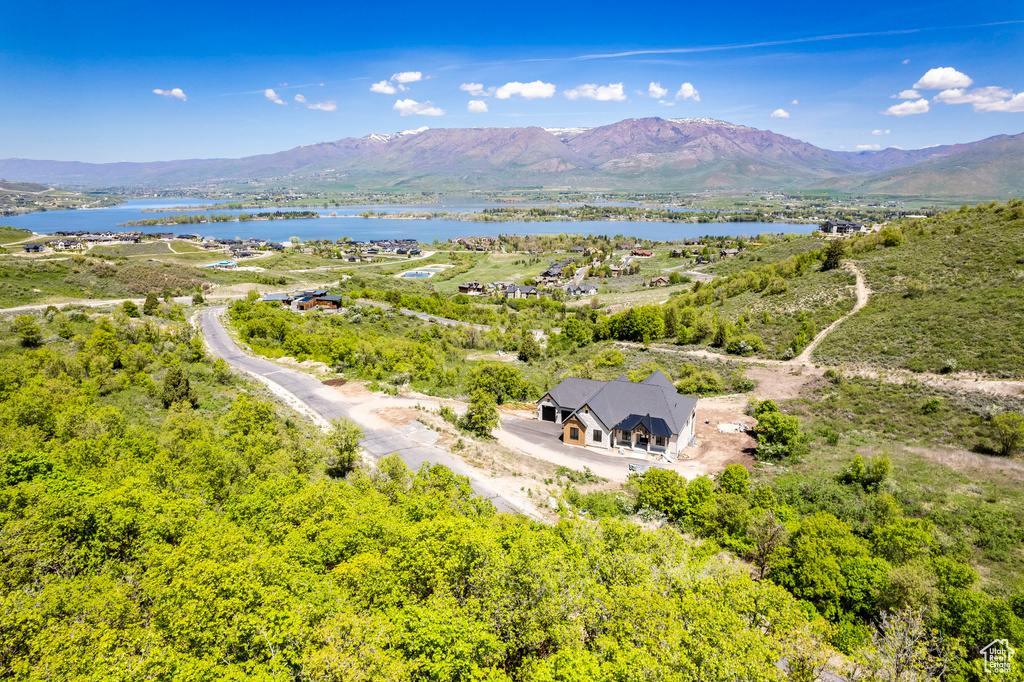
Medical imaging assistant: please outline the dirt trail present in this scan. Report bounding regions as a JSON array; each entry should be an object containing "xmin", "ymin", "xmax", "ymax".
[{"xmin": 793, "ymin": 262, "xmax": 869, "ymax": 363}]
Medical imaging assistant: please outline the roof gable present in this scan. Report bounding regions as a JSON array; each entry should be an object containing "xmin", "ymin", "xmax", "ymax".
[{"xmin": 546, "ymin": 371, "xmax": 698, "ymax": 437}]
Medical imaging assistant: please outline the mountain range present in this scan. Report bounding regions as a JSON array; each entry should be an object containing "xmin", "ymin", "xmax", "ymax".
[{"xmin": 2, "ymin": 117, "xmax": 1022, "ymax": 197}]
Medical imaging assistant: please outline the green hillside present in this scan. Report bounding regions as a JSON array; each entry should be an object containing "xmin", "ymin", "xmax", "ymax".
[
  {"xmin": 814, "ymin": 200, "xmax": 1024, "ymax": 375},
  {"xmin": 0, "ymin": 310, "xmax": 830, "ymax": 679}
]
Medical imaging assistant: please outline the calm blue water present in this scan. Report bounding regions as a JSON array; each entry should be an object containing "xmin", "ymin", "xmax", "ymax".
[
  {"xmin": 401, "ymin": 272, "xmax": 433, "ymax": 278},
  {"xmin": 2, "ymin": 198, "xmax": 814, "ymax": 242}
]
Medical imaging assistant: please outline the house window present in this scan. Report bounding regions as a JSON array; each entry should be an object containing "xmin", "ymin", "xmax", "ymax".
[
  {"xmin": 593, "ymin": 430, "xmax": 602, "ymax": 442},
  {"xmin": 569, "ymin": 427, "xmax": 580, "ymax": 441},
  {"xmin": 655, "ymin": 436, "xmax": 667, "ymax": 446}
]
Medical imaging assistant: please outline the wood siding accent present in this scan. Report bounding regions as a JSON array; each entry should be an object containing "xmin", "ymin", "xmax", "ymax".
[{"xmin": 563, "ymin": 417, "xmax": 585, "ymax": 445}]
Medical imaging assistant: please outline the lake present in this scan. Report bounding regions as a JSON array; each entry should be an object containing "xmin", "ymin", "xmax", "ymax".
[{"xmin": 2, "ymin": 198, "xmax": 816, "ymax": 243}]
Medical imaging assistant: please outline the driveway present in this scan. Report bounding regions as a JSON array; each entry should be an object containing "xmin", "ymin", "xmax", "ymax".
[
  {"xmin": 197, "ymin": 306, "xmax": 532, "ymax": 516},
  {"xmin": 498, "ymin": 415, "xmax": 668, "ymax": 481}
]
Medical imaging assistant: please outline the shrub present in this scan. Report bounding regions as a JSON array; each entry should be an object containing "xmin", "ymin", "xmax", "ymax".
[
  {"xmin": 12, "ymin": 315, "xmax": 42, "ymax": 347},
  {"xmin": 726, "ymin": 334, "xmax": 765, "ymax": 356},
  {"xmin": 636, "ymin": 468, "xmax": 689, "ymax": 521},
  {"xmin": 459, "ymin": 388, "xmax": 499, "ymax": 438},
  {"xmin": 325, "ymin": 418, "xmax": 363, "ymax": 478},
  {"xmin": 821, "ymin": 239, "xmax": 847, "ymax": 271},
  {"xmin": 989, "ymin": 412, "xmax": 1024, "ymax": 456},
  {"xmin": 517, "ymin": 334, "xmax": 541, "ymax": 362},
  {"xmin": 880, "ymin": 226, "xmax": 904, "ymax": 247},
  {"xmin": 161, "ymin": 365, "xmax": 198, "ymax": 408},
  {"xmin": 143, "ymin": 292, "xmax": 160, "ymax": 315}
]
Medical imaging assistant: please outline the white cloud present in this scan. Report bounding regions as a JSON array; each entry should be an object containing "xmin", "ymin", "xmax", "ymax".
[
  {"xmin": 291, "ymin": 92, "xmax": 336, "ymax": 111},
  {"xmin": 770, "ymin": 108, "xmax": 790, "ymax": 119},
  {"xmin": 902, "ymin": 59, "xmax": 911, "ymax": 65},
  {"xmin": 675, "ymin": 82, "xmax": 700, "ymax": 101},
  {"xmin": 153, "ymin": 88, "xmax": 187, "ymax": 101},
  {"xmin": 264, "ymin": 88, "xmax": 285, "ymax": 105},
  {"xmin": 882, "ymin": 98, "xmax": 930, "ymax": 116},
  {"xmin": 495, "ymin": 80, "xmax": 556, "ymax": 100},
  {"xmin": 935, "ymin": 86, "xmax": 1024, "ymax": 113},
  {"xmin": 893, "ymin": 89, "xmax": 921, "ymax": 99},
  {"xmin": 914, "ymin": 67, "xmax": 973, "ymax": 90},
  {"xmin": 564, "ymin": 83, "xmax": 626, "ymax": 101},
  {"xmin": 370, "ymin": 80, "xmax": 398, "ymax": 94},
  {"xmin": 307, "ymin": 100, "xmax": 337, "ymax": 112},
  {"xmin": 460, "ymin": 82, "xmax": 491, "ymax": 97},
  {"xmin": 792, "ymin": 99, "xmax": 799, "ymax": 105},
  {"xmin": 871, "ymin": 129, "xmax": 891, "ymax": 135},
  {"xmin": 391, "ymin": 71, "xmax": 422, "ymax": 84},
  {"xmin": 856, "ymin": 144, "xmax": 882, "ymax": 150},
  {"xmin": 980, "ymin": 93, "xmax": 1024, "ymax": 113},
  {"xmin": 658, "ymin": 100, "xmax": 675, "ymax": 107},
  {"xmin": 393, "ymin": 99, "xmax": 445, "ymax": 116},
  {"xmin": 648, "ymin": 82, "xmax": 668, "ymax": 98},
  {"xmin": 467, "ymin": 100, "xmax": 488, "ymax": 113}
]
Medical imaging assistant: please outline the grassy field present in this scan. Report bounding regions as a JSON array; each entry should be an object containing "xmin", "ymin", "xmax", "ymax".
[
  {"xmin": 0, "ymin": 226, "xmax": 34, "ymax": 244},
  {"xmin": 90, "ymin": 241, "xmax": 206, "ymax": 258},
  {"xmin": 814, "ymin": 202, "xmax": 1024, "ymax": 376},
  {"xmin": 704, "ymin": 235, "xmax": 824, "ymax": 276}
]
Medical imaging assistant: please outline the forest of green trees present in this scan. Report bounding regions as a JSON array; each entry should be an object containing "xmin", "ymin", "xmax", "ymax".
[{"xmin": 0, "ymin": 309, "xmax": 844, "ymax": 680}]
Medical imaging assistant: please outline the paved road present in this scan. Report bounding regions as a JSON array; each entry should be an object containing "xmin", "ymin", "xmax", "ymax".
[
  {"xmin": 358, "ymin": 298, "xmax": 500, "ymax": 333},
  {"xmin": 197, "ymin": 306, "xmax": 529, "ymax": 516}
]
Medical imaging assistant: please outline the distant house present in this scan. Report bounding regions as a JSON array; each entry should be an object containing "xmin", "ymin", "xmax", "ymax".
[
  {"xmin": 505, "ymin": 284, "xmax": 541, "ymax": 299},
  {"xmin": 22, "ymin": 243, "xmax": 44, "ymax": 253},
  {"xmin": 650, "ymin": 275, "xmax": 670, "ymax": 287},
  {"xmin": 720, "ymin": 248, "xmax": 740, "ymax": 258},
  {"xmin": 631, "ymin": 249, "xmax": 652, "ymax": 257},
  {"xmin": 313, "ymin": 294, "xmax": 343, "ymax": 310},
  {"xmin": 203, "ymin": 260, "xmax": 238, "ymax": 270},
  {"xmin": 569, "ymin": 246, "xmax": 584, "ymax": 253},
  {"xmin": 819, "ymin": 220, "xmax": 865, "ymax": 234},
  {"xmin": 565, "ymin": 283, "xmax": 598, "ymax": 296},
  {"xmin": 259, "ymin": 293, "xmax": 293, "ymax": 305},
  {"xmin": 458, "ymin": 282, "xmax": 485, "ymax": 295},
  {"xmin": 47, "ymin": 239, "xmax": 83, "ymax": 250},
  {"xmin": 536, "ymin": 371, "xmax": 698, "ymax": 456},
  {"xmin": 670, "ymin": 249, "xmax": 686, "ymax": 258}
]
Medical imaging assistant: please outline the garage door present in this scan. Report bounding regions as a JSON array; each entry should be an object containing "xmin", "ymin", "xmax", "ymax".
[{"xmin": 541, "ymin": 405, "xmax": 556, "ymax": 422}]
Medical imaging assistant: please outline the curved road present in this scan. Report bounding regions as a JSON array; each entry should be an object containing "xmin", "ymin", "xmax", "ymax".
[{"xmin": 197, "ymin": 306, "xmax": 530, "ymax": 516}]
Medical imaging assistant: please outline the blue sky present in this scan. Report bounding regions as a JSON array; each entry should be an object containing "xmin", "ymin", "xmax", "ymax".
[{"xmin": 1, "ymin": 0, "xmax": 1022, "ymax": 162}]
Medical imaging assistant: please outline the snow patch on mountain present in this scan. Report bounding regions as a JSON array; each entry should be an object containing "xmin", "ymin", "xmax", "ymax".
[
  {"xmin": 367, "ymin": 126, "xmax": 429, "ymax": 143},
  {"xmin": 667, "ymin": 118, "xmax": 744, "ymax": 129}
]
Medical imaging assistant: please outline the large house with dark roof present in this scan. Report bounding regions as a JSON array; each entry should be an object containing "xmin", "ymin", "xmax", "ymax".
[{"xmin": 537, "ymin": 371, "xmax": 697, "ymax": 456}]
